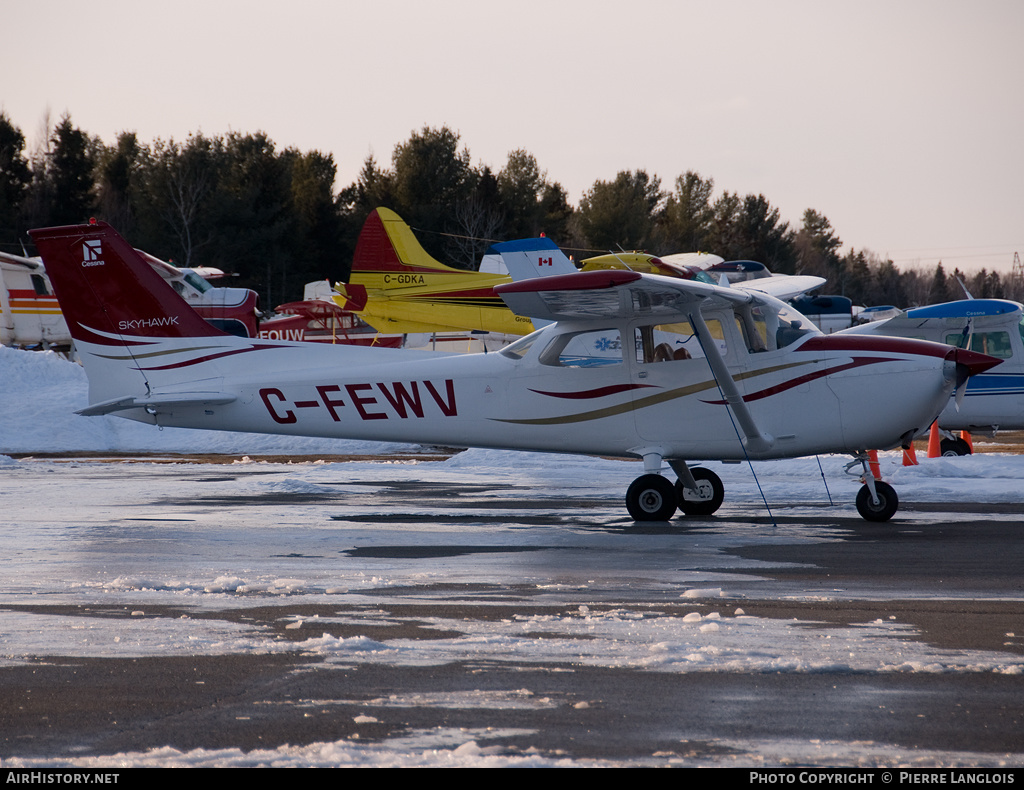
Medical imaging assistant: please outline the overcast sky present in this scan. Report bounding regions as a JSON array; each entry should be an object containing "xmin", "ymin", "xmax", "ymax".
[{"xmin": 3, "ymin": 0, "xmax": 1022, "ymax": 273}]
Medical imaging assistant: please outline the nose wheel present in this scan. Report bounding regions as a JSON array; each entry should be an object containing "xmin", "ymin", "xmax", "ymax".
[
  {"xmin": 855, "ymin": 480, "xmax": 899, "ymax": 521},
  {"xmin": 847, "ymin": 452, "xmax": 900, "ymax": 522}
]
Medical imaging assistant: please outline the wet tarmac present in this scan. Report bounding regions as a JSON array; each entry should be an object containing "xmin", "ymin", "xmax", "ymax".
[{"xmin": 1, "ymin": 456, "xmax": 1022, "ymax": 766}]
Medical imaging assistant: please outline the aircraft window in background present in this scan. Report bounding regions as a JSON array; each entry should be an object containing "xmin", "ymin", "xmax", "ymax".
[
  {"xmin": 183, "ymin": 272, "xmax": 213, "ymax": 294},
  {"xmin": 539, "ymin": 328, "xmax": 625, "ymax": 368},
  {"xmin": 945, "ymin": 330, "xmax": 1014, "ymax": 359},
  {"xmin": 30, "ymin": 274, "xmax": 50, "ymax": 296}
]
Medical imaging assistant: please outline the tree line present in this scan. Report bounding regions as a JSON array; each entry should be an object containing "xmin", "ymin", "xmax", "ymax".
[{"xmin": 2, "ymin": 111, "xmax": 1019, "ymax": 309}]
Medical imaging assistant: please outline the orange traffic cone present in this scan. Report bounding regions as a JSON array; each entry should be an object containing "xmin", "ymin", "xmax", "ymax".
[
  {"xmin": 868, "ymin": 450, "xmax": 881, "ymax": 480},
  {"xmin": 902, "ymin": 443, "xmax": 918, "ymax": 466},
  {"xmin": 961, "ymin": 431, "xmax": 973, "ymax": 453},
  {"xmin": 927, "ymin": 422, "xmax": 941, "ymax": 458}
]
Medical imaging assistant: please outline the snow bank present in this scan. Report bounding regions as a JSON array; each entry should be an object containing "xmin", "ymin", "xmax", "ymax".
[{"xmin": 0, "ymin": 346, "xmax": 418, "ymax": 455}]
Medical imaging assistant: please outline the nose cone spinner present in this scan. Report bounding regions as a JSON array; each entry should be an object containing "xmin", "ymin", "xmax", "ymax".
[{"xmin": 949, "ymin": 346, "xmax": 1003, "ymax": 379}]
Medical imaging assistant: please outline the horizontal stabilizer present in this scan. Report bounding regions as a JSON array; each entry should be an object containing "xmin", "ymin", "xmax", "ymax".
[{"xmin": 77, "ymin": 392, "xmax": 237, "ymax": 417}]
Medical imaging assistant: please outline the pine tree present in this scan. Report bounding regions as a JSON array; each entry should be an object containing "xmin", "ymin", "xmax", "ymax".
[
  {"xmin": 577, "ymin": 170, "xmax": 664, "ymax": 250},
  {"xmin": 0, "ymin": 112, "xmax": 32, "ymax": 251},
  {"xmin": 49, "ymin": 114, "xmax": 95, "ymax": 226}
]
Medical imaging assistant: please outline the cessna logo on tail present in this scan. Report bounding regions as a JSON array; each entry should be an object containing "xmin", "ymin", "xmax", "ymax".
[{"xmin": 82, "ymin": 240, "xmax": 104, "ymax": 267}]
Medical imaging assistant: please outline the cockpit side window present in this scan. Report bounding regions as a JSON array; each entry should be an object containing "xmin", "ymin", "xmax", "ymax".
[
  {"xmin": 768, "ymin": 303, "xmax": 818, "ymax": 350},
  {"xmin": 633, "ymin": 320, "xmax": 723, "ymax": 364},
  {"xmin": 733, "ymin": 305, "xmax": 768, "ymax": 353},
  {"xmin": 183, "ymin": 272, "xmax": 213, "ymax": 294}
]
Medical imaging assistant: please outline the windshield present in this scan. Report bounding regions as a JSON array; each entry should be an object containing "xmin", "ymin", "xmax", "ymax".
[
  {"xmin": 734, "ymin": 301, "xmax": 820, "ymax": 352},
  {"xmin": 770, "ymin": 303, "xmax": 820, "ymax": 348}
]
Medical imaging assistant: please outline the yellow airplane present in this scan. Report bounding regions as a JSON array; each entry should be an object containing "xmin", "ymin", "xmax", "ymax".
[{"xmin": 334, "ymin": 207, "xmax": 539, "ymax": 337}]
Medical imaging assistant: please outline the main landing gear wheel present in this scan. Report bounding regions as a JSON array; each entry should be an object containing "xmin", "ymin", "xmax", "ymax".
[
  {"xmin": 940, "ymin": 437, "xmax": 972, "ymax": 456},
  {"xmin": 675, "ymin": 467, "xmax": 725, "ymax": 516},
  {"xmin": 856, "ymin": 481, "xmax": 899, "ymax": 522},
  {"xmin": 626, "ymin": 474, "xmax": 677, "ymax": 521}
]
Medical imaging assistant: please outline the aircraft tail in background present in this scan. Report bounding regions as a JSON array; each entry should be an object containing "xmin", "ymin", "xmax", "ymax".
[
  {"xmin": 481, "ymin": 236, "xmax": 577, "ymax": 282},
  {"xmin": 334, "ymin": 208, "xmax": 533, "ymax": 336}
]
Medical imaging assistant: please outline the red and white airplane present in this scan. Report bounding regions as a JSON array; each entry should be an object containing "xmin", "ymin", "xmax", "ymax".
[{"xmin": 30, "ymin": 220, "xmax": 999, "ymax": 522}]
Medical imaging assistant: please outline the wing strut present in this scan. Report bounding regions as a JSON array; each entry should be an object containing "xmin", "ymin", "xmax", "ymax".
[{"xmin": 687, "ymin": 308, "xmax": 774, "ymax": 455}]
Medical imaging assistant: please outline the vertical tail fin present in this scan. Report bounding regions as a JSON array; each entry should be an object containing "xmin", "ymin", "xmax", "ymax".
[
  {"xmin": 30, "ymin": 221, "xmax": 232, "ymax": 415},
  {"xmin": 335, "ymin": 208, "xmax": 534, "ymax": 336},
  {"xmin": 28, "ymin": 220, "xmax": 224, "ymax": 345},
  {"xmin": 335, "ymin": 207, "xmax": 466, "ymax": 311},
  {"xmin": 484, "ymin": 237, "xmax": 578, "ymax": 282}
]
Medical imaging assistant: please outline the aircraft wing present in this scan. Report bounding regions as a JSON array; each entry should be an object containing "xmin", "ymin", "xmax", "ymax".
[
  {"xmin": 0, "ymin": 250, "xmax": 42, "ymax": 269},
  {"xmin": 736, "ymin": 274, "xmax": 826, "ymax": 301},
  {"xmin": 657, "ymin": 252, "xmax": 725, "ymax": 272},
  {"xmin": 494, "ymin": 269, "xmax": 754, "ymax": 323}
]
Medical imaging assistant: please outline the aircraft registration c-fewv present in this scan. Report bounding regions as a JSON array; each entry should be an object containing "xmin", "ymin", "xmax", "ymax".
[{"xmin": 30, "ymin": 221, "xmax": 1001, "ymax": 522}]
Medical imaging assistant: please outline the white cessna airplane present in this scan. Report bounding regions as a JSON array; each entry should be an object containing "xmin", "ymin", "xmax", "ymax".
[{"xmin": 30, "ymin": 221, "xmax": 999, "ymax": 522}]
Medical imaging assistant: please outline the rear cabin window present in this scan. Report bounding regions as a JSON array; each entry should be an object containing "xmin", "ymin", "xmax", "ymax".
[
  {"xmin": 30, "ymin": 275, "xmax": 50, "ymax": 296},
  {"xmin": 539, "ymin": 328, "xmax": 625, "ymax": 367}
]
